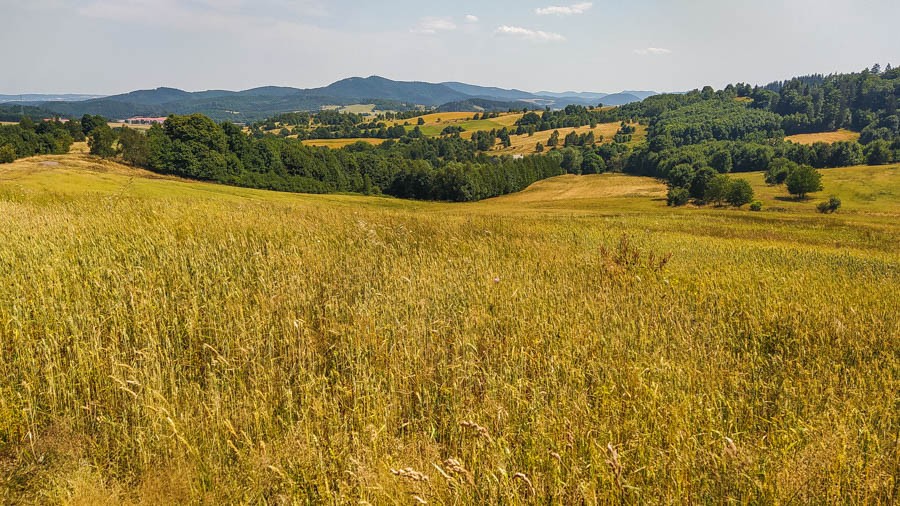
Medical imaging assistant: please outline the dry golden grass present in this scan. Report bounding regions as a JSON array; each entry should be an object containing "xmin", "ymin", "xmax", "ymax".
[
  {"xmin": 784, "ymin": 129, "xmax": 861, "ymax": 145},
  {"xmin": 0, "ymin": 153, "xmax": 897, "ymax": 503},
  {"xmin": 301, "ymin": 138, "xmax": 387, "ymax": 148},
  {"xmin": 386, "ymin": 111, "xmax": 479, "ymax": 127},
  {"xmin": 492, "ymin": 173, "xmax": 666, "ymax": 204},
  {"xmin": 492, "ymin": 122, "xmax": 646, "ymax": 155},
  {"xmin": 109, "ymin": 122, "xmax": 155, "ymax": 130}
]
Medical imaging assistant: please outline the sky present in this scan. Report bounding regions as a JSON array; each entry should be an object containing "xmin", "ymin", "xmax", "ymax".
[{"xmin": 2, "ymin": 0, "xmax": 898, "ymax": 95}]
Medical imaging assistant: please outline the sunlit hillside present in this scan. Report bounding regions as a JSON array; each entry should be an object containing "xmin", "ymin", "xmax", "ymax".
[{"xmin": 1, "ymin": 151, "xmax": 897, "ymax": 503}]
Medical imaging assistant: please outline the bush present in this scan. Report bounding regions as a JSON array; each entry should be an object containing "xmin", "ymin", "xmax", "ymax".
[
  {"xmin": 726, "ymin": 178, "xmax": 754, "ymax": 207},
  {"xmin": 765, "ymin": 158, "xmax": 796, "ymax": 185},
  {"xmin": 667, "ymin": 187, "xmax": 690, "ymax": 207},
  {"xmin": 749, "ymin": 201, "xmax": 763, "ymax": 212},
  {"xmin": 0, "ymin": 144, "xmax": 15, "ymax": 164},
  {"xmin": 817, "ymin": 196, "xmax": 842, "ymax": 214}
]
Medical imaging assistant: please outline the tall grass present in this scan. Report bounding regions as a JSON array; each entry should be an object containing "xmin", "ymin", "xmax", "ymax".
[{"xmin": 0, "ymin": 165, "xmax": 897, "ymax": 504}]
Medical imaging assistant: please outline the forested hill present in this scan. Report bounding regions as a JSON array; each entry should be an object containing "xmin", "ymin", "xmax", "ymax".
[
  {"xmin": 3, "ymin": 65, "xmax": 895, "ymax": 207},
  {"xmin": 3, "ymin": 77, "xmax": 653, "ymax": 122}
]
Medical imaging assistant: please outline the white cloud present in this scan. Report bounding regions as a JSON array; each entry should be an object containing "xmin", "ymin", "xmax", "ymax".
[
  {"xmin": 411, "ymin": 16, "xmax": 457, "ymax": 34},
  {"xmin": 465, "ymin": 14, "xmax": 479, "ymax": 23},
  {"xmin": 634, "ymin": 47, "xmax": 673, "ymax": 55},
  {"xmin": 494, "ymin": 25, "xmax": 565, "ymax": 42},
  {"xmin": 535, "ymin": 2, "xmax": 593, "ymax": 16}
]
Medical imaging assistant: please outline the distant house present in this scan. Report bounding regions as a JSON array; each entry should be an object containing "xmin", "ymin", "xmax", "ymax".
[{"xmin": 125, "ymin": 117, "xmax": 168, "ymax": 125}]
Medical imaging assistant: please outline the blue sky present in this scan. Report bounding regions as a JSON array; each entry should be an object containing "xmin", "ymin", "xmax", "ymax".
[{"xmin": 2, "ymin": 0, "xmax": 897, "ymax": 94}]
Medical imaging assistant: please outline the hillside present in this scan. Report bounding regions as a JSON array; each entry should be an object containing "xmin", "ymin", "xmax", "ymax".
[
  {"xmin": 1, "ymin": 152, "xmax": 897, "ymax": 503},
  {"xmin": 17, "ymin": 77, "xmax": 653, "ymax": 122}
]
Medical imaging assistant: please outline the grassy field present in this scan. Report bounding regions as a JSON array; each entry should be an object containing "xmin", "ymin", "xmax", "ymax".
[
  {"xmin": 0, "ymin": 152, "xmax": 897, "ymax": 503},
  {"xmin": 492, "ymin": 122, "xmax": 647, "ymax": 155},
  {"xmin": 301, "ymin": 138, "xmax": 387, "ymax": 149},
  {"xmin": 784, "ymin": 129, "xmax": 861, "ymax": 145},
  {"xmin": 392, "ymin": 112, "xmax": 526, "ymax": 137}
]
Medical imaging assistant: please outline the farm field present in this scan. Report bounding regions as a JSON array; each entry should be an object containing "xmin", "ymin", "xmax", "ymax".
[
  {"xmin": 0, "ymin": 152, "xmax": 897, "ymax": 503},
  {"xmin": 784, "ymin": 129, "xmax": 861, "ymax": 145},
  {"xmin": 301, "ymin": 137, "xmax": 386, "ymax": 148},
  {"xmin": 393, "ymin": 112, "xmax": 526, "ymax": 137},
  {"xmin": 493, "ymin": 122, "xmax": 647, "ymax": 155}
]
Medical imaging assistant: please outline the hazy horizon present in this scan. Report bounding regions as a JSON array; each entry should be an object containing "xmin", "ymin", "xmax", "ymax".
[{"xmin": 2, "ymin": 0, "xmax": 898, "ymax": 95}]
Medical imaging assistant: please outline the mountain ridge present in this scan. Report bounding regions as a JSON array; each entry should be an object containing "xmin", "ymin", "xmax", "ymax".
[{"xmin": 0, "ymin": 76, "xmax": 656, "ymax": 122}]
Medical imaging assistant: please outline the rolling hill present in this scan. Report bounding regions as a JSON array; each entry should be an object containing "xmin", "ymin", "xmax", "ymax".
[
  {"xmin": 10, "ymin": 77, "xmax": 656, "ymax": 122},
  {"xmin": 1, "ymin": 149, "xmax": 896, "ymax": 503}
]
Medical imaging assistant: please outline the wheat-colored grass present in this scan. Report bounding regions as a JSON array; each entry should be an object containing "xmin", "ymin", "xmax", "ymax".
[
  {"xmin": 784, "ymin": 129, "xmax": 861, "ymax": 145},
  {"xmin": 0, "ymin": 153, "xmax": 897, "ymax": 504},
  {"xmin": 301, "ymin": 138, "xmax": 387, "ymax": 149},
  {"xmin": 490, "ymin": 122, "xmax": 647, "ymax": 155}
]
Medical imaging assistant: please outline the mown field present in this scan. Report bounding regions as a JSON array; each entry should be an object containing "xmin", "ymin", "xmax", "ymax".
[
  {"xmin": 493, "ymin": 123, "xmax": 647, "ymax": 156},
  {"xmin": 301, "ymin": 138, "xmax": 387, "ymax": 149},
  {"xmin": 393, "ymin": 112, "xmax": 525, "ymax": 137},
  {"xmin": 0, "ymin": 152, "xmax": 897, "ymax": 504},
  {"xmin": 784, "ymin": 129, "xmax": 861, "ymax": 145}
]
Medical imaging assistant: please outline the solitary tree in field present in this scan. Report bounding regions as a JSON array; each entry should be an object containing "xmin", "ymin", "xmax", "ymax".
[
  {"xmin": 726, "ymin": 179, "xmax": 754, "ymax": 207},
  {"xmin": 785, "ymin": 165, "xmax": 823, "ymax": 199}
]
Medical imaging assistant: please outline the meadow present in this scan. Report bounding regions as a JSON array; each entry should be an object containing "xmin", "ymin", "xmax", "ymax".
[
  {"xmin": 0, "ymin": 151, "xmax": 897, "ymax": 504},
  {"xmin": 784, "ymin": 129, "xmax": 861, "ymax": 145},
  {"xmin": 301, "ymin": 138, "xmax": 387, "ymax": 149},
  {"xmin": 493, "ymin": 123, "xmax": 647, "ymax": 156}
]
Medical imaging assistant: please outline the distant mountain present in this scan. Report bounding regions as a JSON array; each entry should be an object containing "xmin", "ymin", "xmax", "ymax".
[
  {"xmin": 0, "ymin": 93, "xmax": 105, "ymax": 104},
  {"xmin": 29, "ymin": 77, "xmax": 657, "ymax": 122},
  {"xmin": 536, "ymin": 91, "xmax": 609, "ymax": 100},
  {"xmin": 441, "ymin": 82, "xmax": 537, "ymax": 101},
  {"xmin": 597, "ymin": 93, "xmax": 643, "ymax": 106},
  {"xmin": 0, "ymin": 104, "xmax": 64, "ymax": 122},
  {"xmin": 622, "ymin": 90, "xmax": 658, "ymax": 100},
  {"xmin": 312, "ymin": 76, "xmax": 468, "ymax": 106}
]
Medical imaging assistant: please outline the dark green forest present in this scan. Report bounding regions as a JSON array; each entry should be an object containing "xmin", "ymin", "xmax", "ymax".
[
  {"xmin": 0, "ymin": 118, "xmax": 81, "ymax": 163},
  {"xmin": 112, "ymin": 114, "xmax": 563, "ymax": 202}
]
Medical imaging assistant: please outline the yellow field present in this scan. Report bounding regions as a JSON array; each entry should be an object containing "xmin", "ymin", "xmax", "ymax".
[
  {"xmin": 301, "ymin": 138, "xmax": 387, "ymax": 148},
  {"xmin": 387, "ymin": 111, "xmax": 483, "ymax": 127},
  {"xmin": 491, "ymin": 122, "xmax": 647, "ymax": 155},
  {"xmin": 0, "ymin": 153, "xmax": 897, "ymax": 503},
  {"xmin": 784, "ymin": 129, "xmax": 861, "ymax": 145},
  {"xmin": 388, "ymin": 111, "xmax": 525, "ymax": 128}
]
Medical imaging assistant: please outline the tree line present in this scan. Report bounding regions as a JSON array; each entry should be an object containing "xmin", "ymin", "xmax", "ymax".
[
  {"xmin": 88, "ymin": 114, "xmax": 563, "ymax": 202},
  {"xmin": 0, "ymin": 117, "xmax": 81, "ymax": 163}
]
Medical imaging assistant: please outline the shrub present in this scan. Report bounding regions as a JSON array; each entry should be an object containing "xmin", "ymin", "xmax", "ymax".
[
  {"xmin": 667, "ymin": 187, "xmax": 690, "ymax": 207},
  {"xmin": 765, "ymin": 158, "xmax": 797, "ymax": 185},
  {"xmin": 749, "ymin": 201, "xmax": 763, "ymax": 212},
  {"xmin": 0, "ymin": 144, "xmax": 15, "ymax": 164},
  {"xmin": 817, "ymin": 196, "xmax": 842, "ymax": 214}
]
